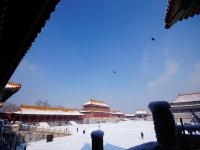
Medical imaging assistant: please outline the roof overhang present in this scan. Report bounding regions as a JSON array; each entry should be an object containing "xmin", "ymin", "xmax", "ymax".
[
  {"xmin": 165, "ymin": 0, "xmax": 200, "ymax": 29},
  {"xmin": 0, "ymin": 82, "xmax": 21, "ymax": 103},
  {"xmin": 0, "ymin": 0, "xmax": 60, "ymax": 92}
]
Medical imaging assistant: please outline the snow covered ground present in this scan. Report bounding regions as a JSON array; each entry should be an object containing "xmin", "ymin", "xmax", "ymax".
[{"xmin": 27, "ymin": 121, "xmax": 156, "ymax": 150}]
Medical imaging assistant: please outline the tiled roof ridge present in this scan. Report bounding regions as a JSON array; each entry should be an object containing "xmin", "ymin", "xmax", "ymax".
[
  {"xmin": 165, "ymin": 0, "xmax": 200, "ymax": 29},
  {"xmin": 177, "ymin": 92, "xmax": 200, "ymax": 96},
  {"xmin": 171, "ymin": 92, "xmax": 200, "ymax": 103},
  {"xmin": 83, "ymin": 99, "xmax": 110, "ymax": 107},
  {"xmin": 21, "ymin": 105, "xmax": 79, "ymax": 112},
  {"xmin": 165, "ymin": 0, "xmax": 177, "ymax": 29},
  {"xmin": 7, "ymin": 81, "xmax": 21, "ymax": 86}
]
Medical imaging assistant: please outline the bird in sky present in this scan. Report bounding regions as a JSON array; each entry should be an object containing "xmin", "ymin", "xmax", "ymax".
[
  {"xmin": 151, "ymin": 37, "xmax": 156, "ymax": 41},
  {"xmin": 113, "ymin": 70, "xmax": 117, "ymax": 74}
]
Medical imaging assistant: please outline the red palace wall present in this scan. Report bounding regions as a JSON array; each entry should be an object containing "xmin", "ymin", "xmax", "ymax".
[
  {"xmin": 13, "ymin": 114, "xmax": 84, "ymax": 123},
  {"xmin": 83, "ymin": 105, "xmax": 110, "ymax": 111},
  {"xmin": 83, "ymin": 113, "xmax": 111, "ymax": 119}
]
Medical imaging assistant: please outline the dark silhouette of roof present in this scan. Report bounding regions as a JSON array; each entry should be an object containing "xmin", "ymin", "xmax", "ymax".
[
  {"xmin": 0, "ymin": 82, "xmax": 21, "ymax": 103},
  {"xmin": 165, "ymin": 0, "xmax": 200, "ymax": 29},
  {"xmin": 0, "ymin": 0, "xmax": 60, "ymax": 92}
]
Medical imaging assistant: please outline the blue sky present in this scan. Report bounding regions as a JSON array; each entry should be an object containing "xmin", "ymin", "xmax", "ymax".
[{"xmin": 10, "ymin": 0, "xmax": 200, "ymax": 113}]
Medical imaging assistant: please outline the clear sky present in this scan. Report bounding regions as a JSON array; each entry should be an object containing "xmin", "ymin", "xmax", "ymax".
[{"xmin": 9, "ymin": 0, "xmax": 200, "ymax": 113}]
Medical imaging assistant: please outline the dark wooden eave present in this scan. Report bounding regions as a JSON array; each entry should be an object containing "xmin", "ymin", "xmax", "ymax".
[
  {"xmin": 0, "ymin": 82, "xmax": 21, "ymax": 103},
  {"xmin": 0, "ymin": 0, "xmax": 60, "ymax": 92},
  {"xmin": 165, "ymin": 0, "xmax": 200, "ymax": 29}
]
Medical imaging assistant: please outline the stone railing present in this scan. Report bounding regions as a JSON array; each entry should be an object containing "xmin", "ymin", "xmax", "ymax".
[{"xmin": 177, "ymin": 124, "xmax": 200, "ymax": 135}]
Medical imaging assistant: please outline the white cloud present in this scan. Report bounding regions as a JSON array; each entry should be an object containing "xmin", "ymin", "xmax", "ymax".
[
  {"xmin": 15, "ymin": 59, "xmax": 45, "ymax": 79},
  {"xmin": 147, "ymin": 58, "xmax": 179, "ymax": 91},
  {"xmin": 18, "ymin": 60, "xmax": 39, "ymax": 72}
]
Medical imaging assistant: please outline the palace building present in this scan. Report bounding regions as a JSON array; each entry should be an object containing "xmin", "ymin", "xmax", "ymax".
[
  {"xmin": 135, "ymin": 110, "xmax": 148, "ymax": 118},
  {"xmin": 170, "ymin": 92, "xmax": 200, "ymax": 123},
  {"xmin": 124, "ymin": 113, "xmax": 136, "ymax": 120},
  {"xmin": 111, "ymin": 111, "xmax": 125, "ymax": 119},
  {"xmin": 81, "ymin": 99, "xmax": 118, "ymax": 124},
  {"xmin": 13, "ymin": 105, "xmax": 84, "ymax": 126}
]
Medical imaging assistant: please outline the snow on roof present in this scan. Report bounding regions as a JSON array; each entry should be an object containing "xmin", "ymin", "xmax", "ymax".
[
  {"xmin": 38, "ymin": 122, "xmax": 49, "ymax": 128},
  {"xmin": 14, "ymin": 110, "xmax": 83, "ymax": 116},
  {"xmin": 83, "ymin": 99, "xmax": 110, "ymax": 107},
  {"xmin": 124, "ymin": 113, "xmax": 135, "ymax": 117},
  {"xmin": 14, "ymin": 105, "xmax": 83, "ymax": 116},
  {"xmin": 111, "ymin": 111, "xmax": 124, "ymax": 115},
  {"xmin": 135, "ymin": 110, "xmax": 147, "ymax": 115},
  {"xmin": 172, "ymin": 92, "xmax": 200, "ymax": 103},
  {"xmin": 5, "ymin": 82, "xmax": 21, "ymax": 89}
]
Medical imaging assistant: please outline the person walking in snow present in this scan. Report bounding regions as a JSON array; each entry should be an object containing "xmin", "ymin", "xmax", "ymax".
[
  {"xmin": 141, "ymin": 132, "xmax": 144, "ymax": 139},
  {"xmin": 77, "ymin": 127, "xmax": 78, "ymax": 133},
  {"xmin": 98, "ymin": 121, "xmax": 100, "ymax": 129},
  {"xmin": 83, "ymin": 128, "xmax": 86, "ymax": 134}
]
